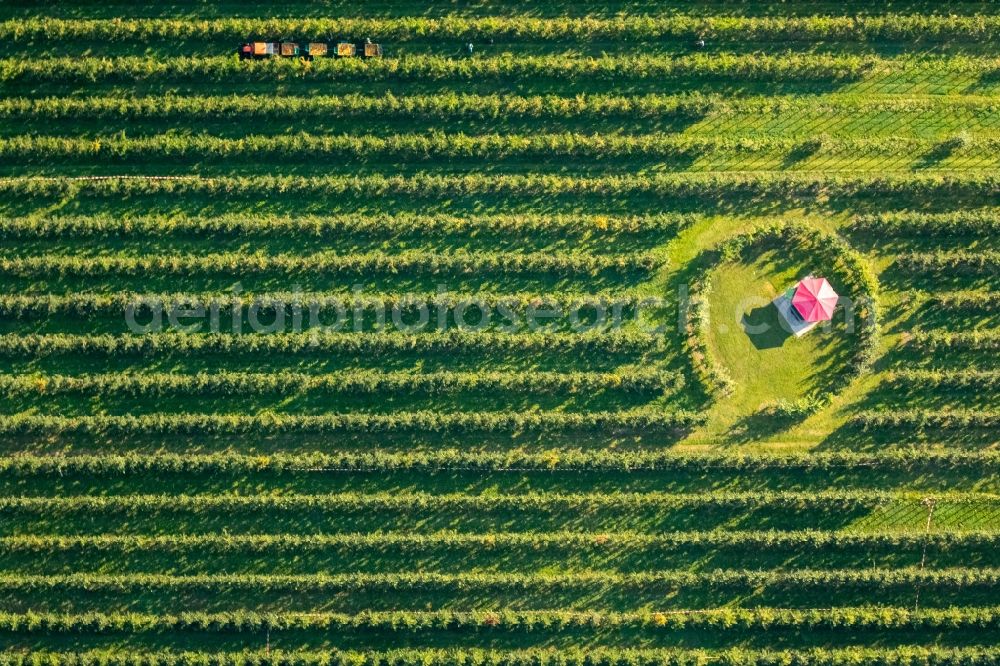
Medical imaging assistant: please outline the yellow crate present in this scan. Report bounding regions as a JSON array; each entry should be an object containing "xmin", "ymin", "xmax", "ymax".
[
  {"xmin": 280, "ymin": 42, "xmax": 298, "ymax": 56},
  {"xmin": 308, "ymin": 42, "xmax": 328, "ymax": 56},
  {"xmin": 336, "ymin": 42, "xmax": 356, "ymax": 57}
]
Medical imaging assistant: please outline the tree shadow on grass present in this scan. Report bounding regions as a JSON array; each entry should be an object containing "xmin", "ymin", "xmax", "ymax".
[
  {"xmin": 741, "ymin": 302, "xmax": 792, "ymax": 350},
  {"xmin": 726, "ymin": 409, "xmax": 800, "ymax": 444}
]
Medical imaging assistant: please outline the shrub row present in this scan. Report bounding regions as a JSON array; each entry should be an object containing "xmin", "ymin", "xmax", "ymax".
[
  {"xmin": 684, "ymin": 271, "xmax": 735, "ymax": 398},
  {"xmin": 852, "ymin": 409, "xmax": 1000, "ymax": 430},
  {"xmin": 5, "ymin": 172, "xmax": 1000, "ymax": 202},
  {"xmin": 0, "ymin": 410, "xmax": 704, "ymax": 436},
  {"xmin": 851, "ymin": 210, "xmax": 1000, "ymax": 237},
  {"xmin": 0, "ymin": 250, "xmax": 661, "ymax": 278},
  {"xmin": 886, "ymin": 369, "xmax": 1000, "ymax": 389},
  {"xmin": 2, "ymin": 530, "xmax": 996, "ymax": 556},
  {"xmin": 0, "ymin": 93, "xmax": 716, "ymax": 121},
  {"xmin": 0, "ymin": 568, "xmax": 995, "ymax": 592},
  {"xmin": 3, "ymin": 647, "xmax": 1000, "ymax": 666},
  {"xmin": 0, "ymin": 54, "xmax": 879, "ymax": 85},
  {"xmin": 0, "ymin": 449, "xmax": 995, "ymax": 475},
  {"xmin": 6, "ymin": 16, "xmax": 1000, "ymax": 42},
  {"xmin": 2, "ymin": 490, "xmax": 979, "ymax": 514},
  {"xmin": 0, "ymin": 133, "xmax": 973, "ymax": 164},
  {"xmin": 4, "ymin": 92, "xmax": 995, "ymax": 122},
  {"xmin": 926, "ymin": 291, "xmax": 1000, "ymax": 310},
  {"xmin": 910, "ymin": 330, "xmax": 1000, "ymax": 351},
  {"xmin": 0, "ymin": 330, "xmax": 664, "ymax": 358},
  {"xmin": 896, "ymin": 251, "xmax": 1000, "ymax": 275},
  {"xmin": 0, "ymin": 212, "xmax": 689, "ymax": 240},
  {"xmin": 1, "ymin": 605, "xmax": 999, "ymax": 633},
  {"xmin": 0, "ymin": 291, "xmax": 649, "ymax": 320},
  {"xmin": 0, "ymin": 369, "xmax": 680, "ymax": 397}
]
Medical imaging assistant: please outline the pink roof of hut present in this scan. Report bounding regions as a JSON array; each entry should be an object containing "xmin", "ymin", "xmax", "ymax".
[{"xmin": 791, "ymin": 277, "xmax": 838, "ymax": 322}]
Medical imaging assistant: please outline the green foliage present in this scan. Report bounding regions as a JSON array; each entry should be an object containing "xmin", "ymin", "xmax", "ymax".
[
  {"xmin": 0, "ymin": 448, "xmax": 995, "ymax": 475},
  {"xmin": 4, "ymin": 490, "xmax": 983, "ymax": 514},
  {"xmin": 0, "ymin": 409, "xmax": 704, "ymax": 436},
  {"xmin": 911, "ymin": 329, "xmax": 1000, "ymax": 351},
  {"xmin": 1, "ymin": 605, "xmax": 1000, "ymax": 633},
  {"xmin": 755, "ymin": 397, "xmax": 827, "ymax": 420},
  {"xmin": 887, "ymin": 369, "xmax": 1000, "ymax": 389},
  {"xmin": 852, "ymin": 409, "xmax": 1000, "ymax": 430},
  {"xmin": 928, "ymin": 291, "xmax": 1000, "ymax": 310},
  {"xmin": 0, "ymin": 330, "xmax": 665, "ymax": 358},
  {"xmin": 0, "ymin": 369, "xmax": 681, "ymax": 397},
  {"xmin": 0, "ymin": 567, "xmax": 995, "ymax": 592},
  {"xmin": 1, "ymin": 133, "xmax": 986, "ymax": 165},
  {"xmin": 0, "ymin": 250, "xmax": 662, "ymax": 278},
  {"xmin": 851, "ymin": 210, "xmax": 1000, "ymax": 237},
  {"xmin": 0, "ymin": 212, "xmax": 691, "ymax": 240},
  {"xmin": 5, "ymin": 172, "xmax": 1000, "ymax": 202},
  {"xmin": 896, "ymin": 250, "xmax": 1000, "ymax": 275},
  {"xmin": 0, "ymin": 92, "xmax": 718, "ymax": 122},
  {"xmin": 5, "ymin": 92, "xmax": 998, "ymax": 123},
  {"xmin": 0, "ymin": 53, "xmax": 877, "ymax": 85},
  {"xmin": 685, "ymin": 272, "xmax": 736, "ymax": 398},
  {"xmin": 2, "ymin": 647, "xmax": 1000, "ymax": 666},
  {"xmin": 691, "ymin": 221, "xmax": 880, "ymax": 410},
  {"xmin": 5, "ymin": 15, "xmax": 1000, "ymax": 42}
]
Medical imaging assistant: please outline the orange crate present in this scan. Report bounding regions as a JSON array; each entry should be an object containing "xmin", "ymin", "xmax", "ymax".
[
  {"xmin": 308, "ymin": 42, "xmax": 328, "ymax": 56},
  {"xmin": 252, "ymin": 42, "xmax": 268, "ymax": 56},
  {"xmin": 280, "ymin": 42, "xmax": 298, "ymax": 56}
]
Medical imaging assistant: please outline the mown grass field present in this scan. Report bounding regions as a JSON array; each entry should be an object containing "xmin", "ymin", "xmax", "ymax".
[{"xmin": 1, "ymin": 1, "xmax": 999, "ymax": 664}]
